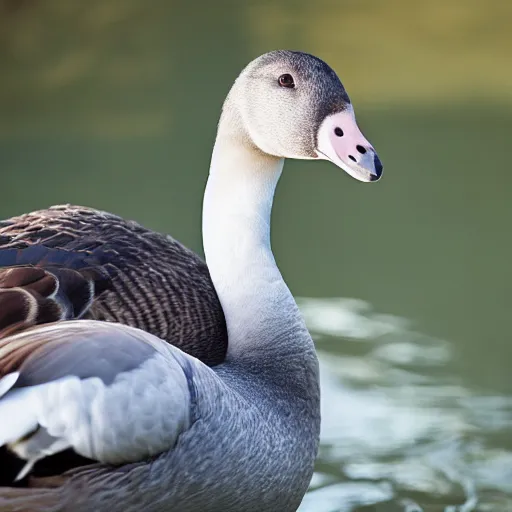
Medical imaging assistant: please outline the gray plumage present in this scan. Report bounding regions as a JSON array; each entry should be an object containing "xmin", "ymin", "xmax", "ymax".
[
  {"xmin": 8, "ymin": 324, "xmax": 157, "ymax": 387},
  {"xmin": 0, "ymin": 319, "xmax": 320, "ymax": 512},
  {"xmin": 0, "ymin": 322, "xmax": 192, "ymax": 476}
]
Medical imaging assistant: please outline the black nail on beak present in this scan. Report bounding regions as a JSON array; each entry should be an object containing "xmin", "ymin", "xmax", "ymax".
[{"xmin": 370, "ymin": 154, "xmax": 383, "ymax": 182}]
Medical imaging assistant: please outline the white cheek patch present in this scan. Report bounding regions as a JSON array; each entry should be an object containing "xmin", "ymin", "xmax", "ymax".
[{"xmin": 316, "ymin": 106, "xmax": 383, "ymax": 183}]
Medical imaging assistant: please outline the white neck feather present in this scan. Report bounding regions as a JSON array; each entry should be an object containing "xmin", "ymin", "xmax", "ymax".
[{"xmin": 202, "ymin": 116, "xmax": 310, "ymax": 362}]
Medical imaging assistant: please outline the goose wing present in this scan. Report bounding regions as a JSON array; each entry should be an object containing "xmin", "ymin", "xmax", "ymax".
[
  {"xmin": 0, "ymin": 320, "xmax": 193, "ymax": 481},
  {"xmin": 0, "ymin": 260, "xmax": 110, "ymax": 339},
  {"xmin": 0, "ymin": 205, "xmax": 227, "ymax": 365}
]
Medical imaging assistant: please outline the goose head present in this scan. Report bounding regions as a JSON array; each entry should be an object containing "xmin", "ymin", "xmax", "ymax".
[{"xmin": 223, "ymin": 50, "xmax": 383, "ymax": 182}]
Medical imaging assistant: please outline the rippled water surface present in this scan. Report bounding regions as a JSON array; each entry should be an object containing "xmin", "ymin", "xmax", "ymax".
[
  {"xmin": 0, "ymin": 1, "xmax": 511, "ymax": 510},
  {"xmin": 299, "ymin": 298, "xmax": 512, "ymax": 511}
]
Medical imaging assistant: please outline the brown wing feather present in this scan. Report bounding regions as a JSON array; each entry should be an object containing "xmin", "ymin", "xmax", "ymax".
[
  {"xmin": 0, "ymin": 266, "xmax": 108, "ymax": 340},
  {"xmin": 0, "ymin": 205, "xmax": 227, "ymax": 366}
]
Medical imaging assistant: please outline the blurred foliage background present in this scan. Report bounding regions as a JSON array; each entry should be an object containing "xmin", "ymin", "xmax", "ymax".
[{"xmin": 1, "ymin": 1, "xmax": 511, "ymax": 509}]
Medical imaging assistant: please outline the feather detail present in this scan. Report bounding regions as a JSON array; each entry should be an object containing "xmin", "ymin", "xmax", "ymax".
[
  {"xmin": 0, "ymin": 265, "xmax": 110, "ymax": 341},
  {"xmin": 0, "ymin": 321, "xmax": 192, "ymax": 478},
  {"xmin": 0, "ymin": 205, "xmax": 227, "ymax": 366}
]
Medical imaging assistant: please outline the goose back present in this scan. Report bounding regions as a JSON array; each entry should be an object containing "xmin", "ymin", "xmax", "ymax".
[{"xmin": 0, "ymin": 205, "xmax": 227, "ymax": 365}]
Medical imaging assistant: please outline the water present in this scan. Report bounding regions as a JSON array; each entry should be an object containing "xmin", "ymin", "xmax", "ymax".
[
  {"xmin": 298, "ymin": 298, "xmax": 512, "ymax": 510},
  {"xmin": 1, "ymin": 1, "xmax": 511, "ymax": 510}
]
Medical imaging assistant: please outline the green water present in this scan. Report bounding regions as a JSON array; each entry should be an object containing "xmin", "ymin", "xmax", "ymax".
[{"xmin": 1, "ymin": 1, "xmax": 511, "ymax": 510}]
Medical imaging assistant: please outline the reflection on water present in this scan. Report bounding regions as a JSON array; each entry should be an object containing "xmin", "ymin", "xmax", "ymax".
[{"xmin": 298, "ymin": 298, "xmax": 512, "ymax": 511}]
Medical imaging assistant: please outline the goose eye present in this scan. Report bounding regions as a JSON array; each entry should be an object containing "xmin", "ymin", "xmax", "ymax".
[{"xmin": 278, "ymin": 74, "xmax": 295, "ymax": 88}]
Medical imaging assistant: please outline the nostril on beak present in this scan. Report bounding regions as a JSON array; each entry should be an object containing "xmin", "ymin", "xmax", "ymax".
[{"xmin": 356, "ymin": 145, "xmax": 366, "ymax": 154}]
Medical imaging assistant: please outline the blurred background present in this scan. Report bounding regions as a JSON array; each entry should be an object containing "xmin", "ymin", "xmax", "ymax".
[{"xmin": 1, "ymin": 0, "xmax": 511, "ymax": 510}]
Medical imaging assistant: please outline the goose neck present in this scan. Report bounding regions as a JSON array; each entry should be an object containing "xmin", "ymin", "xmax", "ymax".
[{"xmin": 202, "ymin": 130, "xmax": 310, "ymax": 363}]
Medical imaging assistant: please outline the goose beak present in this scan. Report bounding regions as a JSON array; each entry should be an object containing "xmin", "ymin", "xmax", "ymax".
[{"xmin": 316, "ymin": 107, "xmax": 383, "ymax": 183}]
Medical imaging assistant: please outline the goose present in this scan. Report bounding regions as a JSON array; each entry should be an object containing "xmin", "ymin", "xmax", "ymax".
[{"xmin": 0, "ymin": 50, "xmax": 382, "ymax": 511}]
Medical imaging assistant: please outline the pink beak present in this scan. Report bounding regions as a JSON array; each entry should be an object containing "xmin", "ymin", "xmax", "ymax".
[{"xmin": 316, "ymin": 107, "xmax": 383, "ymax": 183}]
